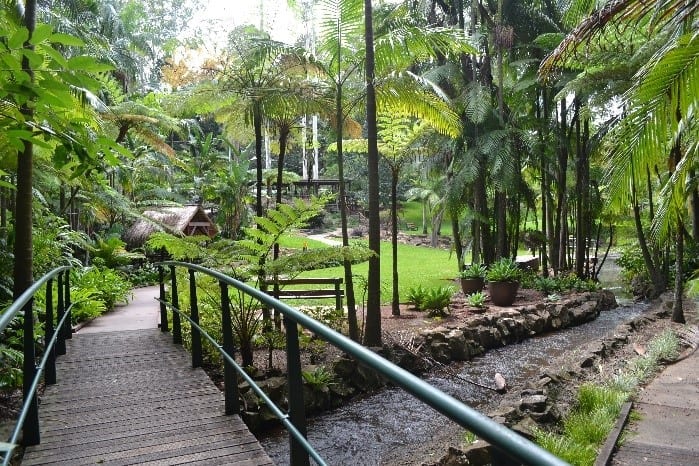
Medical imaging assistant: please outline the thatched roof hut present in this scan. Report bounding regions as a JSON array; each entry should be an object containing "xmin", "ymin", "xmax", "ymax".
[{"xmin": 124, "ymin": 205, "xmax": 218, "ymax": 248}]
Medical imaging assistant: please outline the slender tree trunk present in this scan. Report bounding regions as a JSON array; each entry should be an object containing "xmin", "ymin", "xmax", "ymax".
[
  {"xmin": 630, "ymin": 160, "xmax": 664, "ymax": 297},
  {"xmin": 672, "ymin": 219, "xmax": 685, "ymax": 323},
  {"xmin": 14, "ymin": 0, "xmax": 36, "ymax": 298},
  {"xmin": 272, "ymin": 124, "xmax": 290, "ymax": 330},
  {"xmin": 495, "ymin": 191, "xmax": 507, "ymax": 258},
  {"xmin": 364, "ymin": 0, "xmax": 382, "ymax": 347},
  {"xmin": 537, "ymin": 88, "xmax": 549, "ymax": 276},
  {"xmin": 574, "ymin": 98, "xmax": 588, "ymax": 278},
  {"xmin": 253, "ymin": 104, "xmax": 271, "ymax": 324},
  {"xmin": 336, "ymin": 92, "xmax": 359, "ymax": 342},
  {"xmin": 452, "ymin": 213, "xmax": 464, "ymax": 271},
  {"xmin": 553, "ymin": 99, "xmax": 568, "ymax": 272},
  {"xmin": 690, "ymin": 170, "xmax": 699, "ymax": 241},
  {"xmin": 1, "ymin": 186, "xmax": 6, "ymax": 240},
  {"xmin": 334, "ymin": 19, "xmax": 359, "ymax": 340},
  {"xmin": 390, "ymin": 167, "xmax": 400, "ymax": 316}
]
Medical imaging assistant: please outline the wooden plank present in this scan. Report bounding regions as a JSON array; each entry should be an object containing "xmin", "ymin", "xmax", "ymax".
[
  {"xmin": 595, "ymin": 401, "xmax": 632, "ymax": 466},
  {"xmin": 22, "ymin": 328, "xmax": 271, "ymax": 466},
  {"xmin": 264, "ymin": 277, "xmax": 342, "ymax": 285}
]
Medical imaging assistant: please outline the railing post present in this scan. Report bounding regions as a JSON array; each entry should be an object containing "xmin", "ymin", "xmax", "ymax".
[
  {"xmin": 158, "ymin": 266, "xmax": 168, "ymax": 332},
  {"xmin": 284, "ymin": 313, "xmax": 309, "ymax": 466},
  {"xmin": 22, "ymin": 298, "xmax": 40, "ymax": 446},
  {"xmin": 45, "ymin": 278, "xmax": 56, "ymax": 385},
  {"xmin": 64, "ymin": 272, "xmax": 72, "ymax": 340},
  {"xmin": 219, "ymin": 281, "xmax": 240, "ymax": 415},
  {"xmin": 170, "ymin": 265, "xmax": 182, "ymax": 344},
  {"xmin": 189, "ymin": 269, "xmax": 202, "ymax": 368},
  {"xmin": 56, "ymin": 272, "xmax": 66, "ymax": 356}
]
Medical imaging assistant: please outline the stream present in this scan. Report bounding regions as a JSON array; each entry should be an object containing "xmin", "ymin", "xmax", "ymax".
[{"xmin": 260, "ymin": 260, "xmax": 644, "ymax": 465}]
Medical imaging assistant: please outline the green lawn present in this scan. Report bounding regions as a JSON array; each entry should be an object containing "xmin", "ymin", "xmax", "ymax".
[
  {"xmin": 297, "ymin": 240, "xmax": 458, "ymax": 303},
  {"xmin": 400, "ymin": 201, "xmax": 453, "ymax": 237}
]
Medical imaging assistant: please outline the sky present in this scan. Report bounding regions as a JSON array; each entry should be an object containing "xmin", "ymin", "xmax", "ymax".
[{"xmin": 192, "ymin": 0, "xmax": 302, "ymax": 46}]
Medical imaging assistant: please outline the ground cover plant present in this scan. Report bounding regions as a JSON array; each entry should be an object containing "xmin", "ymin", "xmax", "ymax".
[{"xmin": 534, "ymin": 330, "xmax": 680, "ymax": 465}]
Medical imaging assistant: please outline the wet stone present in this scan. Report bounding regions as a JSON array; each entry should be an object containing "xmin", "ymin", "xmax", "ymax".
[{"xmin": 520, "ymin": 394, "xmax": 547, "ymax": 412}]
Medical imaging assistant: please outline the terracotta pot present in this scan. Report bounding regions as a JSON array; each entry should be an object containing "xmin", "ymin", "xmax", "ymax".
[
  {"xmin": 488, "ymin": 281, "xmax": 520, "ymax": 306},
  {"xmin": 460, "ymin": 277, "xmax": 485, "ymax": 295}
]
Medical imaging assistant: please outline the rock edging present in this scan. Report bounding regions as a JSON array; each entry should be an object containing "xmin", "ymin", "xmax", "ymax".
[
  {"xmin": 419, "ymin": 290, "xmax": 617, "ymax": 364},
  {"xmin": 430, "ymin": 295, "xmax": 671, "ymax": 466}
]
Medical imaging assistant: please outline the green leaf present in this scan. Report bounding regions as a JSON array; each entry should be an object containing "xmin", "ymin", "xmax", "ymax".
[
  {"xmin": 21, "ymin": 49, "xmax": 44, "ymax": 68},
  {"xmin": 38, "ymin": 43, "xmax": 68, "ymax": 68},
  {"xmin": 66, "ymin": 56, "xmax": 114, "ymax": 73},
  {"xmin": 8, "ymin": 29, "xmax": 29, "ymax": 49},
  {"xmin": 0, "ymin": 53, "xmax": 22, "ymax": 72},
  {"xmin": 30, "ymin": 24, "xmax": 53, "ymax": 45},
  {"xmin": 49, "ymin": 33, "xmax": 84, "ymax": 47}
]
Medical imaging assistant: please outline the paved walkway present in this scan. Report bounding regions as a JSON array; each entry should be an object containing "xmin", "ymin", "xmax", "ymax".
[
  {"xmin": 22, "ymin": 287, "xmax": 272, "ymax": 465},
  {"xmin": 612, "ymin": 326, "xmax": 699, "ymax": 466}
]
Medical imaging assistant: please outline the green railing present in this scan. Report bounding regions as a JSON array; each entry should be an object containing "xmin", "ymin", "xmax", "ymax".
[
  {"xmin": 0, "ymin": 266, "xmax": 74, "ymax": 466},
  {"xmin": 157, "ymin": 261, "xmax": 569, "ymax": 466}
]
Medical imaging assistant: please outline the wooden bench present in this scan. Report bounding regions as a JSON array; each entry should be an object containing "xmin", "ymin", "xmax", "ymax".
[{"xmin": 263, "ymin": 277, "xmax": 344, "ymax": 310}]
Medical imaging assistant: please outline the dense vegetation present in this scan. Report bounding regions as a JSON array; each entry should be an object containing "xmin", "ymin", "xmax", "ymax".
[{"xmin": 1, "ymin": 0, "xmax": 696, "ymax": 389}]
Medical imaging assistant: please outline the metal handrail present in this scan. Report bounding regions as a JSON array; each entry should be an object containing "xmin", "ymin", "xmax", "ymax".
[
  {"xmin": 157, "ymin": 298, "xmax": 327, "ymax": 466},
  {"xmin": 158, "ymin": 261, "xmax": 569, "ymax": 466},
  {"xmin": 0, "ymin": 266, "xmax": 73, "ymax": 466}
]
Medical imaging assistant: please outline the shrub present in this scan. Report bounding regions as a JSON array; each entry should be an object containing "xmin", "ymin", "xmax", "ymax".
[
  {"xmin": 423, "ymin": 286, "xmax": 454, "ymax": 317},
  {"xmin": 486, "ymin": 258, "xmax": 521, "ymax": 282},
  {"xmin": 406, "ymin": 284, "xmax": 428, "ymax": 311},
  {"xmin": 72, "ymin": 267, "xmax": 132, "ymax": 310},
  {"xmin": 459, "ymin": 263, "xmax": 487, "ymax": 279},
  {"xmin": 302, "ymin": 366, "xmax": 336, "ymax": 392},
  {"xmin": 466, "ymin": 291, "xmax": 486, "ymax": 308},
  {"xmin": 533, "ymin": 276, "xmax": 560, "ymax": 294}
]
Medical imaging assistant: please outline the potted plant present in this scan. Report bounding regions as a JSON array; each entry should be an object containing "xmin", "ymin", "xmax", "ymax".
[
  {"xmin": 486, "ymin": 258, "xmax": 521, "ymax": 306},
  {"xmin": 458, "ymin": 263, "xmax": 486, "ymax": 294}
]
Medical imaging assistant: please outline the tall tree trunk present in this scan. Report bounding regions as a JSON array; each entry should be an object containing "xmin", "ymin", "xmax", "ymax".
[
  {"xmin": 537, "ymin": 87, "xmax": 549, "ymax": 276},
  {"xmin": 690, "ymin": 170, "xmax": 699, "ymax": 241},
  {"xmin": 334, "ymin": 16, "xmax": 359, "ymax": 340},
  {"xmin": 253, "ymin": 104, "xmax": 271, "ymax": 324},
  {"xmin": 272, "ymin": 124, "xmax": 290, "ymax": 329},
  {"xmin": 574, "ymin": 98, "xmax": 589, "ymax": 278},
  {"xmin": 364, "ymin": 0, "xmax": 382, "ymax": 347},
  {"xmin": 14, "ymin": 0, "xmax": 36, "ymax": 298},
  {"xmin": 390, "ymin": 167, "xmax": 400, "ymax": 316},
  {"xmin": 553, "ymin": 99, "xmax": 568, "ymax": 272},
  {"xmin": 630, "ymin": 160, "xmax": 665, "ymax": 297},
  {"xmin": 672, "ymin": 219, "xmax": 685, "ymax": 323},
  {"xmin": 1, "ymin": 186, "xmax": 7, "ymax": 240},
  {"xmin": 495, "ymin": 191, "xmax": 507, "ymax": 258},
  {"xmin": 452, "ymin": 213, "xmax": 464, "ymax": 271},
  {"xmin": 336, "ymin": 88, "xmax": 359, "ymax": 341}
]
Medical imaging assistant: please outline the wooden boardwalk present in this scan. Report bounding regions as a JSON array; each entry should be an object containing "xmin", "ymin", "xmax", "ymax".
[{"xmin": 22, "ymin": 288, "xmax": 273, "ymax": 465}]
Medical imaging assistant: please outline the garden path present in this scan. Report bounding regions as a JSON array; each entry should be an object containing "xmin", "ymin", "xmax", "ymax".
[{"xmin": 20, "ymin": 287, "xmax": 272, "ymax": 465}]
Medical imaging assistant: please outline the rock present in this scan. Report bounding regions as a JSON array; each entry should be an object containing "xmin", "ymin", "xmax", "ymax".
[
  {"xmin": 520, "ymin": 394, "xmax": 547, "ymax": 412},
  {"xmin": 488, "ymin": 405, "xmax": 518, "ymax": 423},
  {"xmin": 494, "ymin": 373, "xmax": 507, "ymax": 393},
  {"xmin": 511, "ymin": 416, "xmax": 539, "ymax": 439},
  {"xmin": 529, "ymin": 404, "xmax": 560, "ymax": 423},
  {"xmin": 579, "ymin": 355, "xmax": 595, "ymax": 368}
]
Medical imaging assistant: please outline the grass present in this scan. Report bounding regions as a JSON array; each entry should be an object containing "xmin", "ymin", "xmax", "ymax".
[
  {"xmin": 400, "ymin": 201, "xmax": 453, "ymax": 237},
  {"xmin": 297, "ymin": 239, "xmax": 458, "ymax": 303},
  {"xmin": 534, "ymin": 330, "xmax": 680, "ymax": 466}
]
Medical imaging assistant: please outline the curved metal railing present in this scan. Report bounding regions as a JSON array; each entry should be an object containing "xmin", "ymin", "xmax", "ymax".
[
  {"xmin": 0, "ymin": 266, "xmax": 74, "ymax": 466},
  {"xmin": 156, "ymin": 261, "xmax": 569, "ymax": 466}
]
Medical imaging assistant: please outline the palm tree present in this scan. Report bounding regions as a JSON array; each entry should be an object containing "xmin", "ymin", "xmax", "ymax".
[
  {"xmin": 317, "ymin": 0, "xmax": 474, "ymax": 342},
  {"xmin": 540, "ymin": 0, "xmax": 698, "ymax": 322}
]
